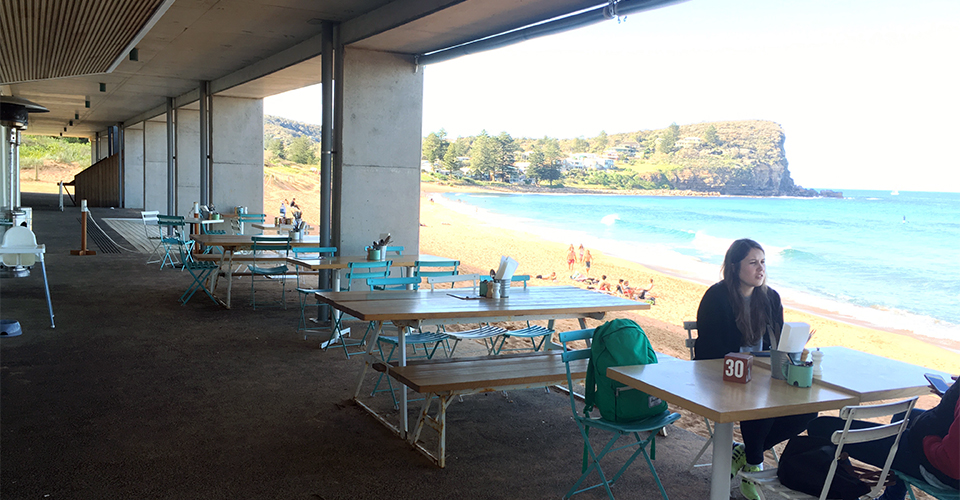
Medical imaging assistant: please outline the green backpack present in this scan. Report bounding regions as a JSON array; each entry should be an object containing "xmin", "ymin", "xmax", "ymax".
[{"xmin": 584, "ymin": 318, "xmax": 666, "ymax": 423}]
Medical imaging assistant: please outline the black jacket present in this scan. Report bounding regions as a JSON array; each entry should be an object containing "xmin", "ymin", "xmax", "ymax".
[{"xmin": 694, "ymin": 282, "xmax": 783, "ymax": 360}]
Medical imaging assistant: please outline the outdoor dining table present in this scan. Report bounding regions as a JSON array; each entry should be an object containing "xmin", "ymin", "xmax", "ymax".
[
  {"xmin": 287, "ymin": 254, "xmax": 452, "ymax": 345},
  {"xmin": 315, "ymin": 285, "xmax": 650, "ymax": 438},
  {"xmin": 607, "ymin": 349, "xmax": 952, "ymax": 500},
  {"xmin": 190, "ymin": 233, "xmax": 323, "ymax": 308}
]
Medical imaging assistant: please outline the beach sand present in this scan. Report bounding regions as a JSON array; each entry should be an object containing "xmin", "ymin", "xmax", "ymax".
[{"xmin": 419, "ymin": 183, "xmax": 958, "ymax": 432}]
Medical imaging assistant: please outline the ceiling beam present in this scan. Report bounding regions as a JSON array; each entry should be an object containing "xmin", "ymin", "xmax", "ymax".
[{"xmin": 339, "ymin": 0, "xmax": 468, "ymax": 47}]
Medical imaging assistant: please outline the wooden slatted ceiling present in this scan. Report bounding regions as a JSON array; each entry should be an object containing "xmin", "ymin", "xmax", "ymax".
[{"xmin": 0, "ymin": 0, "xmax": 164, "ymax": 84}]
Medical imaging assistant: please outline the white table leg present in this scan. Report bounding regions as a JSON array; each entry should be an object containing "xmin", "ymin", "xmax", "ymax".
[
  {"xmin": 354, "ymin": 320, "xmax": 384, "ymax": 398},
  {"xmin": 225, "ymin": 250, "xmax": 235, "ymax": 309},
  {"xmin": 710, "ymin": 421, "xmax": 734, "ymax": 500}
]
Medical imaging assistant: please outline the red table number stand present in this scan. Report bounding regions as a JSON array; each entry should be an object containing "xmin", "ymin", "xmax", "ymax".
[{"xmin": 723, "ymin": 353, "xmax": 753, "ymax": 383}]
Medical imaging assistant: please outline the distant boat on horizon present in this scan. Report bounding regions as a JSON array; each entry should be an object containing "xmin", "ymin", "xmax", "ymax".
[{"xmin": 891, "ymin": 190, "xmax": 900, "ymax": 195}]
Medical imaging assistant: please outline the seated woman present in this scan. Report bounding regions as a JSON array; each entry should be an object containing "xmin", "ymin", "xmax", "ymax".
[
  {"xmin": 637, "ymin": 279, "xmax": 654, "ymax": 299},
  {"xmin": 621, "ymin": 280, "xmax": 635, "ymax": 298},
  {"xmin": 807, "ymin": 377, "xmax": 958, "ymax": 500},
  {"xmin": 695, "ymin": 238, "xmax": 814, "ymax": 500},
  {"xmin": 598, "ymin": 275, "xmax": 612, "ymax": 292}
]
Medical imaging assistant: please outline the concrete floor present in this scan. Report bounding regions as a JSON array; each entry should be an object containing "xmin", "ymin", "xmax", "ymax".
[{"xmin": 1, "ymin": 193, "xmax": 721, "ymax": 500}]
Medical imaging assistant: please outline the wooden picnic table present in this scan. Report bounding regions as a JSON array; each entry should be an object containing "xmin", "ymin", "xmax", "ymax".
[
  {"xmin": 607, "ymin": 349, "xmax": 950, "ymax": 500},
  {"xmin": 316, "ymin": 285, "xmax": 650, "ymax": 438},
  {"xmin": 190, "ymin": 233, "xmax": 323, "ymax": 308}
]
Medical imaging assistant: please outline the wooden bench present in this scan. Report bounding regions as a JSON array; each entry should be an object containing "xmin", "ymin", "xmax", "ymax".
[{"xmin": 384, "ymin": 351, "xmax": 588, "ymax": 468}]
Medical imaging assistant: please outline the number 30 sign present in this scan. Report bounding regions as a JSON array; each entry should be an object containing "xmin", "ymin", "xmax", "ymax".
[{"xmin": 723, "ymin": 353, "xmax": 753, "ymax": 383}]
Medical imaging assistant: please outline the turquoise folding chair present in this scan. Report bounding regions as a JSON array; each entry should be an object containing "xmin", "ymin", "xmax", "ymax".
[
  {"xmin": 290, "ymin": 246, "xmax": 337, "ymax": 340},
  {"xmin": 413, "ymin": 259, "xmax": 460, "ymax": 284},
  {"xmin": 423, "ymin": 274, "xmax": 506, "ymax": 356},
  {"xmin": 247, "ymin": 236, "xmax": 291, "ymax": 309},
  {"xmin": 383, "ymin": 245, "xmax": 404, "ymax": 256},
  {"xmin": 491, "ymin": 276, "xmax": 556, "ymax": 354},
  {"xmin": 896, "ymin": 472, "xmax": 959, "ymax": 500},
  {"xmin": 233, "ymin": 212, "xmax": 265, "ymax": 235},
  {"xmin": 559, "ymin": 329, "xmax": 679, "ymax": 500},
  {"xmin": 331, "ymin": 260, "xmax": 393, "ymax": 358},
  {"xmin": 366, "ymin": 276, "xmax": 450, "ymax": 409},
  {"xmin": 157, "ymin": 215, "xmax": 189, "ymax": 269},
  {"xmin": 173, "ymin": 235, "xmax": 219, "ymax": 305}
]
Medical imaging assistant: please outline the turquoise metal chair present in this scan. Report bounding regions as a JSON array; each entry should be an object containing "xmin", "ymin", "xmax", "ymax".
[
  {"xmin": 157, "ymin": 215, "xmax": 190, "ymax": 270},
  {"xmin": 896, "ymin": 472, "xmax": 959, "ymax": 500},
  {"xmin": 490, "ymin": 276, "xmax": 556, "ymax": 354},
  {"xmin": 173, "ymin": 234, "xmax": 220, "ymax": 305},
  {"xmin": 423, "ymin": 274, "xmax": 506, "ymax": 356},
  {"xmin": 247, "ymin": 236, "xmax": 291, "ymax": 310},
  {"xmin": 331, "ymin": 260, "xmax": 392, "ymax": 358},
  {"xmin": 383, "ymin": 245, "xmax": 404, "ymax": 256},
  {"xmin": 366, "ymin": 276, "xmax": 449, "ymax": 409},
  {"xmin": 290, "ymin": 246, "xmax": 338, "ymax": 340},
  {"xmin": 559, "ymin": 328, "xmax": 679, "ymax": 500},
  {"xmin": 233, "ymin": 212, "xmax": 265, "ymax": 235},
  {"xmin": 413, "ymin": 259, "xmax": 460, "ymax": 285}
]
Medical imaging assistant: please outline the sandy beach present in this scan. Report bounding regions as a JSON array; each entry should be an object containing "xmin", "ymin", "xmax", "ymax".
[{"xmin": 419, "ymin": 183, "xmax": 958, "ymax": 374}]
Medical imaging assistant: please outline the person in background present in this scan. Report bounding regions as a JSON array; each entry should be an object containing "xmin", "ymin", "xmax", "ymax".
[
  {"xmin": 578, "ymin": 244, "xmax": 585, "ymax": 263},
  {"xmin": 637, "ymin": 279, "xmax": 654, "ymax": 300},
  {"xmin": 598, "ymin": 275, "xmax": 611, "ymax": 292},
  {"xmin": 622, "ymin": 280, "xmax": 635, "ymax": 299},
  {"xmin": 280, "ymin": 199, "xmax": 287, "ymax": 219},
  {"xmin": 584, "ymin": 250, "xmax": 592, "ymax": 275},
  {"xmin": 567, "ymin": 245, "xmax": 577, "ymax": 271},
  {"xmin": 806, "ymin": 376, "xmax": 959, "ymax": 500},
  {"xmin": 290, "ymin": 198, "xmax": 299, "ymax": 209},
  {"xmin": 695, "ymin": 238, "xmax": 807, "ymax": 500},
  {"xmin": 616, "ymin": 279, "xmax": 625, "ymax": 295}
]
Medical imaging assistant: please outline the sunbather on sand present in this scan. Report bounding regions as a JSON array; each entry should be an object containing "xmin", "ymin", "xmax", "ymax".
[{"xmin": 598, "ymin": 275, "xmax": 612, "ymax": 292}]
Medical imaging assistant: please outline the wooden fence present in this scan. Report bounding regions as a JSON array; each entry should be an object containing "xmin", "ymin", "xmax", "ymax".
[{"xmin": 74, "ymin": 154, "xmax": 119, "ymax": 207}]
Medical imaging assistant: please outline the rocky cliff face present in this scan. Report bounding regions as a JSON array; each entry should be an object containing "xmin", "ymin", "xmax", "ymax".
[{"xmin": 631, "ymin": 120, "xmax": 823, "ymax": 196}]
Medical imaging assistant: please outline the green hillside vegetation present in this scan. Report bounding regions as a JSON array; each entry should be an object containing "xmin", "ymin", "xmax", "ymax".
[
  {"xmin": 264, "ymin": 115, "xmax": 321, "ymax": 165},
  {"xmin": 19, "ymin": 135, "xmax": 90, "ymax": 168}
]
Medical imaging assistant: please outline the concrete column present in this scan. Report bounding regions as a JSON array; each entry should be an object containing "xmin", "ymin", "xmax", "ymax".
[
  {"xmin": 336, "ymin": 48, "xmax": 423, "ymax": 255},
  {"xmin": 123, "ymin": 124, "xmax": 144, "ymax": 209},
  {"xmin": 176, "ymin": 108, "xmax": 201, "ymax": 215},
  {"xmin": 211, "ymin": 96, "xmax": 263, "ymax": 214},
  {"xmin": 143, "ymin": 119, "xmax": 168, "ymax": 212}
]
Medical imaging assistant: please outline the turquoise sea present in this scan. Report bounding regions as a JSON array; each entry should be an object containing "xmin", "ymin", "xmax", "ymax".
[{"xmin": 435, "ymin": 190, "xmax": 960, "ymax": 343}]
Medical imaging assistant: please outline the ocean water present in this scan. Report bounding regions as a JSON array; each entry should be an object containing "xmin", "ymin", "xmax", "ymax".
[{"xmin": 435, "ymin": 190, "xmax": 960, "ymax": 342}]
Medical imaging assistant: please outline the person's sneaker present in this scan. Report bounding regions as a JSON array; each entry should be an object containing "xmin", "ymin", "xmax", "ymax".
[
  {"xmin": 739, "ymin": 464, "xmax": 762, "ymax": 500},
  {"xmin": 731, "ymin": 443, "xmax": 747, "ymax": 478}
]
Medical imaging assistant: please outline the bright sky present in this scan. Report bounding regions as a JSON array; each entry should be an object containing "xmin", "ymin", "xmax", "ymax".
[{"xmin": 264, "ymin": 0, "xmax": 960, "ymax": 192}]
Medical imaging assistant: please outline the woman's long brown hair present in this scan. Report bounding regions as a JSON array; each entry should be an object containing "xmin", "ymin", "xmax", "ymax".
[{"xmin": 721, "ymin": 239, "xmax": 771, "ymax": 347}]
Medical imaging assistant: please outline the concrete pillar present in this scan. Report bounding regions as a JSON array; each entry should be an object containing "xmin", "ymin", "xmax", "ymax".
[
  {"xmin": 337, "ymin": 48, "xmax": 423, "ymax": 255},
  {"xmin": 211, "ymin": 96, "xmax": 263, "ymax": 214},
  {"xmin": 123, "ymin": 124, "xmax": 144, "ymax": 209},
  {"xmin": 143, "ymin": 119, "xmax": 168, "ymax": 212},
  {"xmin": 176, "ymin": 108, "xmax": 200, "ymax": 215}
]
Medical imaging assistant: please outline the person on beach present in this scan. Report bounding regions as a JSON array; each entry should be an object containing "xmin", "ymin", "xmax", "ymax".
[
  {"xmin": 806, "ymin": 376, "xmax": 959, "ymax": 500},
  {"xmin": 622, "ymin": 280, "xmax": 635, "ymax": 299},
  {"xmin": 637, "ymin": 279, "xmax": 654, "ymax": 299},
  {"xmin": 695, "ymin": 238, "xmax": 809, "ymax": 500},
  {"xmin": 578, "ymin": 244, "xmax": 585, "ymax": 263},
  {"xmin": 616, "ymin": 279, "xmax": 625, "ymax": 295},
  {"xmin": 567, "ymin": 246, "xmax": 577, "ymax": 271},
  {"xmin": 584, "ymin": 250, "xmax": 592, "ymax": 274},
  {"xmin": 599, "ymin": 275, "xmax": 611, "ymax": 292},
  {"xmin": 290, "ymin": 198, "xmax": 299, "ymax": 209}
]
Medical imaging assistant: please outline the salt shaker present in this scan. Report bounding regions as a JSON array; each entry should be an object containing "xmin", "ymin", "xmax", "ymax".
[
  {"xmin": 490, "ymin": 280, "xmax": 500, "ymax": 299},
  {"xmin": 812, "ymin": 348, "xmax": 823, "ymax": 378}
]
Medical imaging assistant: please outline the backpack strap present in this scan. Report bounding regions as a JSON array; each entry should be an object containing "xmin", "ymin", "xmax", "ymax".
[{"xmin": 584, "ymin": 356, "xmax": 596, "ymax": 415}]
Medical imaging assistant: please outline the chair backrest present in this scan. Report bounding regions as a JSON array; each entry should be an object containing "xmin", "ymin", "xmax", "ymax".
[
  {"xmin": 414, "ymin": 260, "xmax": 460, "ymax": 280},
  {"xmin": 425, "ymin": 273, "xmax": 480, "ymax": 292},
  {"xmin": 157, "ymin": 214, "xmax": 186, "ymax": 238},
  {"xmin": 141, "ymin": 210, "xmax": 160, "ymax": 237},
  {"xmin": 819, "ymin": 397, "xmax": 919, "ymax": 500},
  {"xmin": 366, "ymin": 276, "xmax": 420, "ymax": 291},
  {"xmin": 682, "ymin": 321, "xmax": 697, "ymax": 360},
  {"xmin": 383, "ymin": 245, "xmax": 404, "ymax": 256},
  {"xmin": 250, "ymin": 236, "xmax": 291, "ymax": 261},
  {"xmin": 1, "ymin": 226, "xmax": 39, "ymax": 267},
  {"xmin": 344, "ymin": 260, "xmax": 393, "ymax": 291},
  {"xmin": 291, "ymin": 246, "xmax": 337, "ymax": 259},
  {"xmin": 558, "ymin": 328, "xmax": 596, "ymax": 415}
]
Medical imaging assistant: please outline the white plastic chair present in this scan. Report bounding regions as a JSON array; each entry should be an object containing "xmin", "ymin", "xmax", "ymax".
[
  {"xmin": 1, "ymin": 226, "xmax": 55, "ymax": 327},
  {"xmin": 740, "ymin": 397, "xmax": 919, "ymax": 500}
]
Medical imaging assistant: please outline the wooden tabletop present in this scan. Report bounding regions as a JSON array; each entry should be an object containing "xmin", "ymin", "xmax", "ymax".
[
  {"xmin": 316, "ymin": 286, "xmax": 649, "ymax": 323},
  {"xmin": 753, "ymin": 346, "xmax": 951, "ymax": 402},
  {"xmin": 287, "ymin": 254, "xmax": 451, "ymax": 270},
  {"xmin": 608, "ymin": 359, "xmax": 858, "ymax": 423}
]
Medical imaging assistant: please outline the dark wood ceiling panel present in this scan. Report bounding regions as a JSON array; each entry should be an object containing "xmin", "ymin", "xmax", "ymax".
[{"xmin": 0, "ymin": 0, "xmax": 168, "ymax": 84}]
